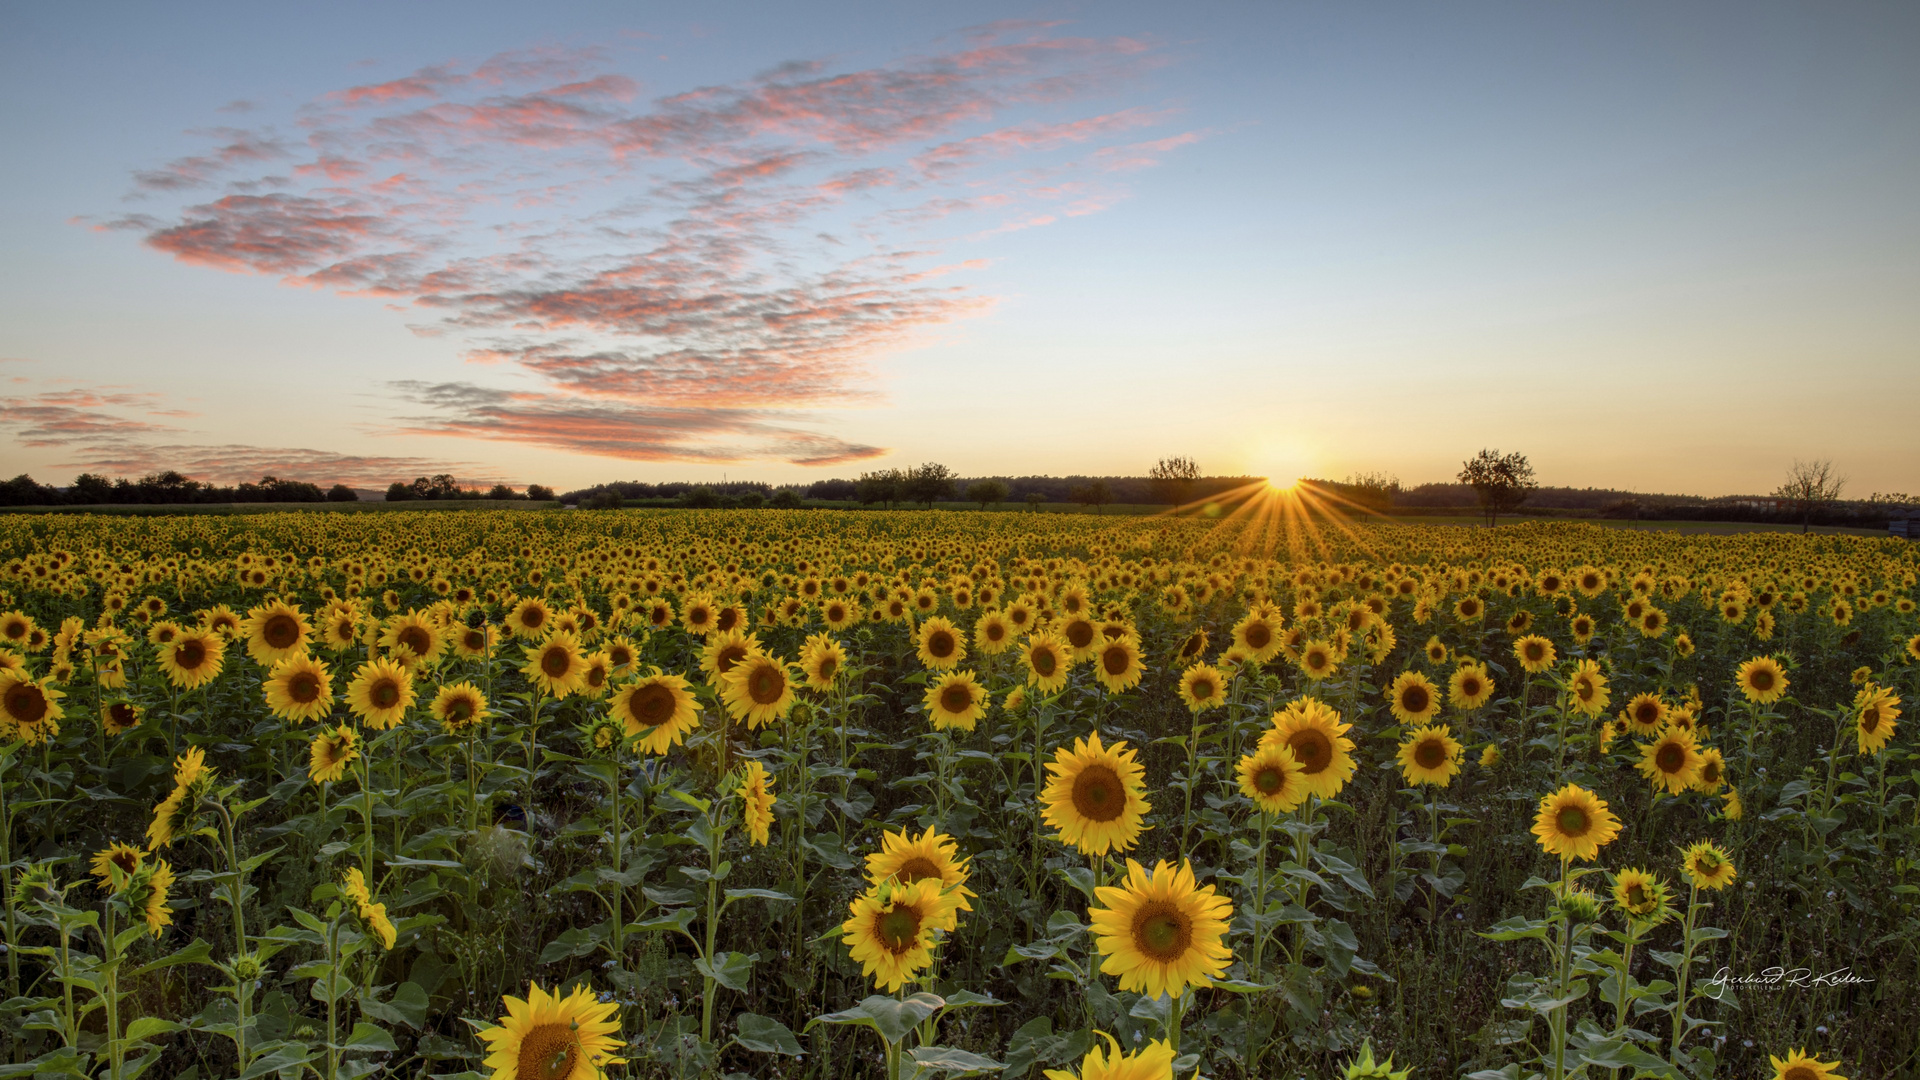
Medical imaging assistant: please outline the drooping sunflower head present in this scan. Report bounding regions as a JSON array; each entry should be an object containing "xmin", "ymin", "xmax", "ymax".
[
  {"xmin": 1086, "ymin": 859, "xmax": 1234, "ymax": 1000},
  {"xmin": 1735, "ymin": 655, "xmax": 1788, "ymax": 705},
  {"xmin": 1389, "ymin": 670, "xmax": 1441, "ymax": 725},
  {"xmin": 1396, "ymin": 724, "xmax": 1463, "ymax": 788},
  {"xmin": 124, "ymin": 859, "xmax": 175, "ymax": 937},
  {"xmin": 1853, "ymin": 684, "xmax": 1901, "ymax": 755},
  {"xmin": 89, "ymin": 842, "xmax": 146, "ymax": 891},
  {"xmin": 1041, "ymin": 731, "xmax": 1151, "ymax": 856},
  {"xmin": 1680, "ymin": 839, "xmax": 1737, "ymax": 891},
  {"xmin": 308, "ymin": 725, "xmax": 360, "ymax": 785},
  {"xmin": 475, "ymin": 982, "xmax": 626, "ymax": 1080},
  {"xmin": 1530, "ymin": 783, "xmax": 1622, "ymax": 862},
  {"xmin": 1564, "ymin": 659, "xmax": 1610, "ymax": 717},
  {"xmin": 1236, "ymin": 743, "xmax": 1307, "ymax": 814}
]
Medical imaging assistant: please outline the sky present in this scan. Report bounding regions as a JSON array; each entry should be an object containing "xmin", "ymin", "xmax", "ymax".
[{"xmin": 2, "ymin": 1, "xmax": 1917, "ymax": 497}]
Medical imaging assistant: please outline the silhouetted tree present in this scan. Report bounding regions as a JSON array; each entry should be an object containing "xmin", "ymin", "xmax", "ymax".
[
  {"xmin": 1148, "ymin": 456, "xmax": 1201, "ymax": 506},
  {"xmin": 906, "ymin": 463, "xmax": 956, "ymax": 508},
  {"xmin": 1458, "ymin": 450, "xmax": 1537, "ymax": 526},
  {"xmin": 326, "ymin": 483, "xmax": 359, "ymax": 502},
  {"xmin": 967, "ymin": 478, "xmax": 1009, "ymax": 509},
  {"xmin": 1774, "ymin": 458, "xmax": 1846, "ymax": 534}
]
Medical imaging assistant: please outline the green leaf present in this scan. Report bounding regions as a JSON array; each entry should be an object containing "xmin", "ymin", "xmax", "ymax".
[
  {"xmin": 909, "ymin": 1046, "xmax": 1005, "ymax": 1072},
  {"xmin": 129, "ymin": 938, "xmax": 215, "ymax": 979},
  {"xmin": 807, "ymin": 993, "xmax": 943, "ymax": 1045},
  {"xmin": 722, "ymin": 887, "xmax": 795, "ymax": 905},
  {"xmin": 731, "ymin": 1013, "xmax": 804, "ymax": 1056},
  {"xmin": 359, "ymin": 982, "xmax": 430, "ymax": 1030},
  {"xmin": 694, "ymin": 950, "xmax": 756, "ymax": 992},
  {"xmin": 339, "ymin": 1022, "xmax": 399, "ymax": 1053},
  {"xmin": 123, "ymin": 1016, "xmax": 181, "ymax": 1043}
]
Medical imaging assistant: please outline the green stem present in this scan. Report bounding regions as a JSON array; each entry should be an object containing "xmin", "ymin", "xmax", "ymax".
[
  {"xmin": 1670, "ymin": 884, "xmax": 1700, "ymax": 1059},
  {"xmin": 103, "ymin": 905, "xmax": 122, "ymax": 1080}
]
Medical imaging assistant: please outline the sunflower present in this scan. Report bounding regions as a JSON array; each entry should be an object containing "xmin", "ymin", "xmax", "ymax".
[
  {"xmin": 1692, "ymin": 746, "xmax": 1727, "ymax": 793},
  {"xmin": 125, "ymin": 859, "xmax": 175, "ymax": 936},
  {"xmin": 973, "ymin": 610, "xmax": 1014, "ymax": 655},
  {"xmin": 1768, "ymin": 1049, "xmax": 1845, "ymax": 1080},
  {"xmin": 1680, "ymin": 839, "xmax": 1737, "ymax": 890},
  {"xmin": 101, "ymin": 699, "xmax": 143, "ymax": 736},
  {"xmin": 864, "ymin": 826, "xmax": 975, "ymax": 910},
  {"xmin": 797, "ymin": 633, "xmax": 847, "ymax": 691},
  {"xmin": 321, "ymin": 608, "xmax": 363, "ymax": 652},
  {"xmin": 0, "ymin": 671, "xmax": 64, "ymax": 745},
  {"xmin": 1636, "ymin": 727, "xmax": 1701, "ymax": 795},
  {"xmin": 1092, "ymin": 639, "xmax": 1144, "ymax": 694},
  {"xmin": 1610, "ymin": 867, "xmax": 1670, "ymax": 923},
  {"xmin": 1087, "ymin": 859, "xmax": 1233, "ymax": 998},
  {"xmin": 431, "ymin": 682, "xmax": 489, "ymax": 735},
  {"xmin": 722, "ymin": 653, "xmax": 797, "ymax": 729},
  {"xmin": 242, "ymin": 600, "xmax": 311, "ymax": 666},
  {"xmin": 341, "ymin": 866, "xmax": 397, "ymax": 949},
  {"xmin": 520, "ymin": 632, "xmax": 586, "ymax": 699},
  {"xmin": 820, "ymin": 597, "xmax": 858, "ymax": 632},
  {"xmin": 1259, "ymin": 697, "xmax": 1356, "ymax": 800},
  {"xmin": 308, "ymin": 725, "xmax": 359, "ymax": 785},
  {"xmin": 475, "ymin": 982, "xmax": 625, "ymax": 1080},
  {"xmin": 1622, "ymin": 693, "xmax": 1667, "ymax": 736},
  {"xmin": 1041, "ymin": 732, "xmax": 1151, "ymax": 856},
  {"xmin": 346, "ymin": 657, "xmax": 415, "ymax": 730},
  {"xmin": 602, "ymin": 636, "xmax": 638, "ymax": 673},
  {"xmin": 1423, "ymin": 636, "xmax": 1449, "ymax": 665},
  {"xmin": 1530, "ymin": 784, "xmax": 1621, "ymax": 862},
  {"xmin": 159, "ymin": 630, "xmax": 226, "ymax": 691},
  {"xmin": 1569, "ymin": 614, "xmax": 1596, "ymax": 644},
  {"xmin": 89, "ymin": 842, "xmax": 145, "ymax": 889},
  {"xmin": 915, "ymin": 616, "xmax": 967, "ymax": 671},
  {"xmin": 1043, "ymin": 1033, "xmax": 1174, "ymax": 1080},
  {"xmin": 1397, "ymin": 724, "xmax": 1463, "ymax": 788},
  {"xmin": 576, "ymin": 652, "xmax": 613, "ymax": 700},
  {"xmin": 1297, "ymin": 639, "xmax": 1337, "ymax": 680},
  {"xmin": 1236, "ymin": 743, "xmax": 1307, "ymax": 813},
  {"xmin": 145, "ymin": 748, "xmax": 212, "ymax": 850},
  {"xmin": 840, "ymin": 878, "xmax": 962, "ymax": 992},
  {"xmin": 925, "ymin": 670, "xmax": 988, "ymax": 732},
  {"xmin": 263, "ymin": 653, "xmax": 334, "ymax": 723},
  {"xmin": 0, "ymin": 611, "xmax": 36, "ymax": 648},
  {"xmin": 1564, "ymin": 659, "xmax": 1610, "ymax": 718},
  {"xmin": 1058, "ymin": 614, "xmax": 1101, "ymax": 660},
  {"xmin": 1735, "ymin": 656, "xmax": 1788, "ymax": 705},
  {"xmin": 505, "ymin": 596, "xmax": 552, "ymax": 640},
  {"xmin": 1230, "ymin": 611, "xmax": 1284, "ymax": 663},
  {"xmin": 611, "ymin": 674, "xmax": 701, "ymax": 754},
  {"xmin": 698, "ymin": 628, "xmax": 759, "ymax": 683},
  {"xmin": 1448, "ymin": 662, "xmax": 1495, "ymax": 712},
  {"xmin": 1177, "ymin": 662, "xmax": 1226, "ymax": 713},
  {"xmin": 1512, "ymin": 635, "xmax": 1556, "ymax": 674},
  {"xmin": 1854, "ymin": 684, "xmax": 1900, "ymax": 755},
  {"xmin": 1388, "ymin": 671, "xmax": 1441, "ymax": 725},
  {"xmin": 380, "ymin": 610, "xmax": 445, "ymax": 667},
  {"xmin": 1022, "ymin": 633, "xmax": 1073, "ymax": 692}
]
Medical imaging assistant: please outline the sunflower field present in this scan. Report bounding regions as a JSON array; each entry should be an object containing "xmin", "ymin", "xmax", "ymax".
[{"xmin": 0, "ymin": 509, "xmax": 1913, "ymax": 1080}]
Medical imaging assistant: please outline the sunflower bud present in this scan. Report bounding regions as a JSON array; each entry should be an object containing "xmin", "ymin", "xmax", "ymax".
[{"xmin": 1559, "ymin": 889, "xmax": 1602, "ymax": 925}]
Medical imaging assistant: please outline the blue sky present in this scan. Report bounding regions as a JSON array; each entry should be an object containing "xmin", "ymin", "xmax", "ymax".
[{"xmin": 3, "ymin": 2, "xmax": 1916, "ymax": 495}]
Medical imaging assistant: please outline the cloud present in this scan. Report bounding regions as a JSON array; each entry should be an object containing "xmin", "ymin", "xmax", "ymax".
[
  {"xmin": 0, "ymin": 388, "xmax": 180, "ymax": 448},
  {"xmin": 100, "ymin": 26, "xmax": 1190, "ymax": 465},
  {"xmin": 63, "ymin": 443, "xmax": 501, "ymax": 488}
]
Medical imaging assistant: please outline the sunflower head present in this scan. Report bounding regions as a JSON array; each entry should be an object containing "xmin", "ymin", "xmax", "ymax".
[
  {"xmin": 925, "ymin": 670, "xmax": 987, "ymax": 732},
  {"xmin": 1610, "ymin": 867, "xmax": 1671, "ymax": 924},
  {"xmin": 1177, "ymin": 662, "xmax": 1226, "ymax": 714},
  {"xmin": 1396, "ymin": 724, "xmax": 1463, "ymax": 788},
  {"xmin": 1681, "ymin": 839, "xmax": 1737, "ymax": 890},
  {"xmin": 1086, "ymin": 859, "xmax": 1234, "ymax": 999},
  {"xmin": 1389, "ymin": 670, "xmax": 1441, "ymax": 725},
  {"xmin": 840, "ymin": 878, "xmax": 961, "ymax": 991},
  {"xmin": 1530, "ymin": 783, "xmax": 1621, "ymax": 862},
  {"xmin": 1735, "ymin": 656, "xmax": 1788, "ymax": 705},
  {"xmin": 475, "ymin": 983, "xmax": 626, "ymax": 1080},
  {"xmin": 1767, "ymin": 1049, "xmax": 1846, "ymax": 1080},
  {"xmin": 1041, "ymin": 732, "xmax": 1151, "ymax": 856},
  {"xmin": 1236, "ymin": 743, "xmax": 1307, "ymax": 813},
  {"xmin": 1260, "ymin": 697, "xmax": 1356, "ymax": 800}
]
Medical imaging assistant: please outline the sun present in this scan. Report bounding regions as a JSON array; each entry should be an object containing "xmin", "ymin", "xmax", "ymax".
[{"xmin": 1264, "ymin": 476, "xmax": 1302, "ymax": 493}]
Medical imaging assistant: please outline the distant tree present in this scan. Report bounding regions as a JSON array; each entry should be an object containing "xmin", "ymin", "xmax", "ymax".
[
  {"xmin": 856, "ymin": 468, "xmax": 906, "ymax": 509},
  {"xmin": 581, "ymin": 490, "xmax": 623, "ymax": 510},
  {"xmin": 1148, "ymin": 456, "xmax": 1201, "ymax": 507},
  {"xmin": 408, "ymin": 473, "xmax": 462, "ymax": 500},
  {"xmin": 487, "ymin": 484, "xmax": 517, "ymax": 500},
  {"xmin": 1343, "ymin": 471, "xmax": 1401, "ymax": 515},
  {"xmin": 738, "ymin": 491, "xmax": 766, "ymax": 509},
  {"xmin": 524, "ymin": 484, "xmax": 555, "ymax": 502},
  {"xmin": 1025, "ymin": 491, "xmax": 1046, "ymax": 512},
  {"xmin": 1069, "ymin": 478, "xmax": 1113, "ymax": 513},
  {"xmin": 680, "ymin": 486, "xmax": 720, "ymax": 509},
  {"xmin": 1774, "ymin": 458, "xmax": 1846, "ymax": 534},
  {"xmin": 384, "ymin": 481, "xmax": 414, "ymax": 502},
  {"xmin": 326, "ymin": 483, "xmax": 359, "ymax": 503},
  {"xmin": 769, "ymin": 488, "xmax": 804, "ymax": 509},
  {"xmin": 70, "ymin": 473, "xmax": 114, "ymax": 504},
  {"xmin": 906, "ymin": 463, "xmax": 956, "ymax": 508},
  {"xmin": 1457, "ymin": 450, "xmax": 1537, "ymax": 526},
  {"xmin": 966, "ymin": 478, "xmax": 1008, "ymax": 510},
  {"xmin": 808, "ymin": 478, "xmax": 858, "ymax": 502},
  {"xmin": 0, "ymin": 475, "xmax": 59, "ymax": 507}
]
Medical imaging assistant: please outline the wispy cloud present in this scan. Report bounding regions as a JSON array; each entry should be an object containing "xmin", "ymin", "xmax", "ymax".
[{"xmin": 89, "ymin": 25, "xmax": 1191, "ymax": 466}]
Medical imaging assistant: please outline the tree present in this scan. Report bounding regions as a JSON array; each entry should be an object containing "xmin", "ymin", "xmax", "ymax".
[
  {"xmin": 1774, "ymin": 459, "xmax": 1846, "ymax": 533},
  {"xmin": 70, "ymin": 473, "xmax": 114, "ymax": 504},
  {"xmin": 768, "ymin": 488, "xmax": 804, "ymax": 509},
  {"xmin": 1343, "ymin": 471, "xmax": 1401, "ymax": 515},
  {"xmin": 487, "ymin": 484, "xmax": 517, "ymax": 500},
  {"xmin": 0, "ymin": 475, "xmax": 58, "ymax": 507},
  {"xmin": 906, "ymin": 463, "xmax": 956, "ymax": 508},
  {"xmin": 525, "ymin": 484, "xmax": 555, "ymax": 502},
  {"xmin": 326, "ymin": 483, "xmax": 359, "ymax": 503},
  {"xmin": 1148, "ymin": 456, "xmax": 1201, "ymax": 507},
  {"xmin": 1069, "ymin": 478, "xmax": 1113, "ymax": 513},
  {"xmin": 966, "ymin": 478, "xmax": 1009, "ymax": 510},
  {"xmin": 1025, "ymin": 491, "xmax": 1046, "ymax": 512},
  {"xmin": 856, "ymin": 468, "xmax": 905, "ymax": 509},
  {"xmin": 385, "ymin": 481, "xmax": 414, "ymax": 502},
  {"xmin": 1457, "ymin": 450, "xmax": 1537, "ymax": 526}
]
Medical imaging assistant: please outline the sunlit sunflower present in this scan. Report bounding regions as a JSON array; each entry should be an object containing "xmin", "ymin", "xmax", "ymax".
[
  {"xmin": 1569, "ymin": 614, "xmax": 1596, "ymax": 644},
  {"xmin": 380, "ymin": 610, "xmax": 445, "ymax": 667},
  {"xmin": 1230, "ymin": 611, "xmax": 1284, "ymax": 664},
  {"xmin": 346, "ymin": 657, "xmax": 415, "ymax": 730},
  {"xmin": 1396, "ymin": 724, "xmax": 1463, "ymax": 788},
  {"xmin": 1530, "ymin": 783, "xmax": 1622, "ymax": 862},
  {"xmin": 242, "ymin": 600, "xmax": 311, "ymax": 666},
  {"xmin": 520, "ymin": 632, "xmax": 586, "ymax": 699},
  {"xmin": 915, "ymin": 616, "xmax": 966, "ymax": 671},
  {"xmin": 430, "ymin": 682, "xmax": 489, "ymax": 735},
  {"xmin": 1735, "ymin": 656, "xmax": 1789, "ymax": 705},
  {"xmin": 1042, "ymin": 1033, "xmax": 1174, "ymax": 1080},
  {"xmin": 1564, "ymin": 659, "xmax": 1610, "ymax": 718},
  {"xmin": 1422, "ymin": 636, "xmax": 1449, "ymax": 665},
  {"xmin": 475, "ymin": 982, "xmax": 625, "ymax": 1080},
  {"xmin": 1691, "ymin": 746, "xmax": 1727, "ymax": 794},
  {"xmin": 1092, "ymin": 638, "xmax": 1145, "ymax": 694},
  {"xmin": 677, "ymin": 594, "xmax": 717, "ymax": 636},
  {"xmin": 1022, "ymin": 633, "xmax": 1074, "ymax": 693},
  {"xmin": 1636, "ymin": 726, "xmax": 1702, "ymax": 795},
  {"xmin": 1511, "ymin": 634, "xmax": 1556, "ymax": 674},
  {"xmin": 504, "ymin": 596, "xmax": 552, "ymax": 640},
  {"xmin": 1610, "ymin": 867, "xmax": 1670, "ymax": 923},
  {"xmin": 697, "ymin": 627, "xmax": 759, "ymax": 684},
  {"xmin": 159, "ymin": 630, "xmax": 226, "ymax": 691},
  {"xmin": 308, "ymin": 725, "xmax": 359, "ymax": 785},
  {"xmin": 0, "ymin": 671, "xmax": 64, "ymax": 745},
  {"xmin": 1259, "ymin": 697, "xmax": 1356, "ymax": 800},
  {"xmin": 1041, "ymin": 732, "xmax": 1151, "ymax": 856},
  {"xmin": 1448, "ymin": 662, "xmax": 1495, "ymax": 712},
  {"xmin": 1767, "ymin": 1049, "xmax": 1846, "ymax": 1080},
  {"xmin": 89, "ymin": 841, "xmax": 145, "ymax": 889},
  {"xmin": 1057, "ymin": 613, "xmax": 1101, "ymax": 660},
  {"xmin": 145, "ymin": 747, "xmax": 212, "ymax": 851},
  {"xmin": 1389, "ymin": 670, "xmax": 1441, "ymax": 725},
  {"xmin": 100, "ymin": 699, "xmax": 143, "ymax": 736},
  {"xmin": 321, "ymin": 608, "xmax": 362, "ymax": 652},
  {"xmin": 602, "ymin": 635, "xmax": 638, "ymax": 673},
  {"xmin": 263, "ymin": 653, "xmax": 334, "ymax": 723},
  {"xmin": 840, "ymin": 878, "xmax": 962, "ymax": 992},
  {"xmin": 576, "ymin": 652, "xmax": 613, "ymax": 700},
  {"xmin": 0, "ymin": 611, "xmax": 36, "ymax": 649},
  {"xmin": 797, "ymin": 633, "xmax": 847, "ymax": 691},
  {"xmin": 1087, "ymin": 858, "xmax": 1233, "ymax": 998},
  {"xmin": 1235, "ymin": 743, "xmax": 1307, "ymax": 813},
  {"xmin": 1854, "ymin": 683, "xmax": 1900, "ymax": 755},
  {"xmin": 1297, "ymin": 639, "xmax": 1337, "ymax": 680},
  {"xmin": 965, "ymin": 610, "xmax": 1010, "ymax": 656},
  {"xmin": 722, "ymin": 653, "xmax": 797, "ymax": 729},
  {"xmin": 924, "ymin": 670, "xmax": 988, "ymax": 731},
  {"xmin": 1680, "ymin": 839, "xmax": 1737, "ymax": 890},
  {"xmin": 864, "ymin": 826, "xmax": 975, "ymax": 910},
  {"xmin": 1177, "ymin": 662, "xmax": 1226, "ymax": 714},
  {"xmin": 1622, "ymin": 693, "xmax": 1667, "ymax": 736},
  {"xmin": 611, "ymin": 674, "xmax": 701, "ymax": 754}
]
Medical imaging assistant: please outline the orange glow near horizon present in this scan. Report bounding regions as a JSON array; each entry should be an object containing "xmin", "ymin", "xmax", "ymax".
[{"xmin": 1165, "ymin": 477, "xmax": 1388, "ymax": 562}]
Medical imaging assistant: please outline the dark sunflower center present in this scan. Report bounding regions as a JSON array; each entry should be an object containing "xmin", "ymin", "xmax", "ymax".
[
  {"xmin": 289, "ymin": 673, "xmax": 321, "ymax": 703},
  {"xmin": 940, "ymin": 685, "xmax": 973, "ymax": 714},
  {"xmin": 1626, "ymin": 883, "xmax": 1649, "ymax": 908},
  {"xmin": 1066, "ymin": 621, "xmax": 1094, "ymax": 648},
  {"xmin": 1070, "ymin": 764, "xmax": 1125, "ymax": 822},
  {"xmin": 716, "ymin": 645, "xmax": 747, "ymax": 674},
  {"xmin": 515, "ymin": 1023, "xmax": 579, "ymax": 1080},
  {"xmin": 5, "ymin": 684, "xmax": 46, "ymax": 724},
  {"xmin": 927, "ymin": 631, "xmax": 955, "ymax": 658},
  {"xmin": 986, "ymin": 622, "xmax": 1006, "ymax": 642},
  {"xmin": 895, "ymin": 857, "xmax": 942, "ymax": 883},
  {"xmin": 1700, "ymin": 760, "xmax": 1721, "ymax": 782},
  {"xmin": 1191, "ymin": 679, "xmax": 1215, "ymax": 700},
  {"xmin": 447, "ymin": 699, "xmax": 473, "ymax": 724},
  {"xmin": 399, "ymin": 627, "xmax": 432, "ymax": 655},
  {"xmin": 1414, "ymin": 740, "xmax": 1447, "ymax": 770},
  {"xmin": 111, "ymin": 850, "xmax": 139, "ymax": 873},
  {"xmin": 1130, "ymin": 901, "xmax": 1194, "ymax": 963},
  {"xmin": 1656, "ymin": 744, "xmax": 1686, "ymax": 773},
  {"xmin": 1635, "ymin": 703, "xmax": 1660, "ymax": 725},
  {"xmin": 541, "ymin": 648, "xmax": 571, "ymax": 678},
  {"xmin": 689, "ymin": 608, "xmax": 711, "ymax": 627},
  {"xmin": 1556, "ymin": 806, "xmax": 1590, "ymax": 837},
  {"xmin": 1750, "ymin": 670, "xmax": 1774, "ymax": 691},
  {"xmin": 263, "ymin": 615, "xmax": 299, "ymax": 649},
  {"xmin": 1288, "ymin": 730, "xmax": 1331, "ymax": 773},
  {"xmin": 1255, "ymin": 766, "xmax": 1285, "ymax": 794},
  {"xmin": 1306, "ymin": 650, "xmax": 1329, "ymax": 672},
  {"xmin": 1400, "ymin": 685, "xmax": 1431, "ymax": 714},
  {"xmin": 1031, "ymin": 649, "xmax": 1057, "ymax": 677},
  {"xmin": 109, "ymin": 702, "xmax": 136, "ymax": 725},
  {"xmin": 1863, "ymin": 708, "xmax": 1881, "ymax": 732},
  {"xmin": 1461, "ymin": 677, "xmax": 1484, "ymax": 697},
  {"xmin": 716, "ymin": 608, "xmax": 739, "ymax": 632},
  {"xmin": 1575, "ymin": 679, "xmax": 1596, "ymax": 701},
  {"xmin": 1102, "ymin": 647, "xmax": 1130, "ymax": 676},
  {"xmin": 176, "ymin": 640, "xmax": 207, "ymax": 669},
  {"xmin": 371, "ymin": 680, "xmax": 400, "ymax": 709},
  {"xmin": 877, "ymin": 906, "xmax": 921, "ymax": 953},
  {"xmin": 524, "ymin": 608, "xmax": 547, "ymax": 629},
  {"xmin": 748, "ymin": 665, "xmax": 784, "ymax": 705}
]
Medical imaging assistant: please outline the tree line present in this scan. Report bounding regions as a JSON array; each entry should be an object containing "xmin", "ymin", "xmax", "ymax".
[{"xmin": 0, "ymin": 471, "xmax": 553, "ymax": 507}]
